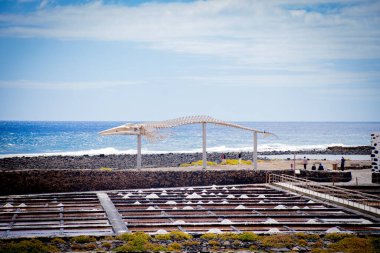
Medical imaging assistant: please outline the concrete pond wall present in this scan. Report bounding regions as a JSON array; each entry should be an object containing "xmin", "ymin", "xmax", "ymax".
[{"xmin": 0, "ymin": 169, "xmax": 352, "ymax": 195}]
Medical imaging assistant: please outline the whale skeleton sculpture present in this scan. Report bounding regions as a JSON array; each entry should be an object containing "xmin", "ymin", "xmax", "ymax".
[{"xmin": 100, "ymin": 115, "xmax": 275, "ymax": 169}]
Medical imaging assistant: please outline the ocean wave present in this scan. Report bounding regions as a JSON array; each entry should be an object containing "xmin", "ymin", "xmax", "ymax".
[{"xmin": 0, "ymin": 143, "xmax": 350, "ymax": 158}]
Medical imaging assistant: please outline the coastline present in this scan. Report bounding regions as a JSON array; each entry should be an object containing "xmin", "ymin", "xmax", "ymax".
[{"xmin": 0, "ymin": 146, "xmax": 371, "ymax": 170}]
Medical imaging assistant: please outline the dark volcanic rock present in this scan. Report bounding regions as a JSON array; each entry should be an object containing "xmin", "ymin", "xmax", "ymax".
[
  {"xmin": 0, "ymin": 169, "xmax": 352, "ymax": 195},
  {"xmin": 0, "ymin": 146, "xmax": 371, "ymax": 171}
]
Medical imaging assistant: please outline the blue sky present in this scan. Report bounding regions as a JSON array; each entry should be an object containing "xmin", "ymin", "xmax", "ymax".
[{"xmin": 0, "ymin": 0, "xmax": 379, "ymax": 121}]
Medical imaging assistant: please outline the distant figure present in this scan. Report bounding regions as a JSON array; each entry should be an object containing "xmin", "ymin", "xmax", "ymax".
[
  {"xmin": 303, "ymin": 156, "xmax": 308, "ymax": 170},
  {"xmin": 318, "ymin": 163, "xmax": 324, "ymax": 170},
  {"xmin": 341, "ymin": 157, "xmax": 346, "ymax": 171},
  {"xmin": 221, "ymin": 153, "xmax": 226, "ymax": 163},
  {"xmin": 311, "ymin": 164, "xmax": 317, "ymax": 170},
  {"xmin": 238, "ymin": 152, "xmax": 242, "ymax": 164}
]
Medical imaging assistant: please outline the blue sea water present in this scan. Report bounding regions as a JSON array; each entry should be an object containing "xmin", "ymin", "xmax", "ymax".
[{"xmin": 0, "ymin": 121, "xmax": 379, "ymax": 157}]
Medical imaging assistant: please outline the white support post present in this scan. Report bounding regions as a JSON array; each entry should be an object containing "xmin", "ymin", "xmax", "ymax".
[
  {"xmin": 137, "ymin": 134, "xmax": 142, "ymax": 169},
  {"xmin": 253, "ymin": 131, "xmax": 258, "ymax": 170},
  {"xmin": 202, "ymin": 123, "xmax": 207, "ymax": 169}
]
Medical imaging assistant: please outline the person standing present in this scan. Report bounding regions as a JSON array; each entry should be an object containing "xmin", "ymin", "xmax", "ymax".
[
  {"xmin": 341, "ymin": 157, "xmax": 345, "ymax": 171},
  {"xmin": 221, "ymin": 153, "xmax": 226, "ymax": 164},
  {"xmin": 303, "ymin": 156, "xmax": 308, "ymax": 170},
  {"xmin": 238, "ymin": 152, "xmax": 242, "ymax": 164}
]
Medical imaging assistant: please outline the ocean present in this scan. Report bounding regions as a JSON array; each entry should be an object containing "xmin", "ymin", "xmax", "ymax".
[{"xmin": 0, "ymin": 121, "xmax": 379, "ymax": 158}]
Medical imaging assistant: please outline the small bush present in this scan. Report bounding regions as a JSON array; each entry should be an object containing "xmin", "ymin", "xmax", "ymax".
[
  {"xmin": 221, "ymin": 159, "xmax": 252, "ymax": 165},
  {"xmin": 0, "ymin": 239, "xmax": 58, "ymax": 253},
  {"xmin": 295, "ymin": 232, "xmax": 320, "ymax": 241},
  {"xmin": 261, "ymin": 234, "xmax": 295, "ymax": 248},
  {"xmin": 103, "ymin": 235, "xmax": 115, "ymax": 240},
  {"xmin": 311, "ymin": 249, "xmax": 328, "ymax": 253},
  {"xmin": 99, "ymin": 167, "xmax": 113, "ymax": 171},
  {"xmin": 249, "ymin": 244, "xmax": 258, "ymax": 251},
  {"xmin": 70, "ymin": 235, "xmax": 96, "ymax": 244},
  {"xmin": 117, "ymin": 232, "xmax": 151, "ymax": 242},
  {"xmin": 71, "ymin": 243, "xmax": 83, "ymax": 251},
  {"xmin": 169, "ymin": 231, "xmax": 192, "ymax": 241},
  {"xmin": 83, "ymin": 243, "xmax": 97, "ymax": 250},
  {"xmin": 328, "ymin": 237, "xmax": 375, "ymax": 253},
  {"xmin": 208, "ymin": 240, "xmax": 220, "ymax": 246},
  {"xmin": 298, "ymin": 239, "xmax": 308, "ymax": 247},
  {"xmin": 167, "ymin": 242, "xmax": 182, "ymax": 252},
  {"xmin": 145, "ymin": 242, "xmax": 167, "ymax": 252},
  {"xmin": 154, "ymin": 233, "xmax": 171, "ymax": 241},
  {"xmin": 324, "ymin": 233, "xmax": 354, "ymax": 242},
  {"xmin": 218, "ymin": 232, "xmax": 239, "ymax": 241},
  {"xmin": 312, "ymin": 239, "xmax": 324, "ymax": 249},
  {"xmin": 238, "ymin": 232, "xmax": 259, "ymax": 242},
  {"xmin": 186, "ymin": 160, "xmax": 218, "ymax": 167},
  {"xmin": 183, "ymin": 240, "xmax": 201, "ymax": 246},
  {"xmin": 113, "ymin": 232, "xmax": 152, "ymax": 252},
  {"xmin": 200, "ymin": 233, "xmax": 218, "ymax": 240},
  {"xmin": 50, "ymin": 237, "xmax": 66, "ymax": 245},
  {"xmin": 102, "ymin": 241, "xmax": 112, "ymax": 249},
  {"xmin": 232, "ymin": 240, "xmax": 241, "ymax": 247}
]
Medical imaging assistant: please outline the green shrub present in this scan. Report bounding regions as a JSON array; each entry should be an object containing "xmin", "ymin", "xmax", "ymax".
[
  {"xmin": 218, "ymin": 232, "xmax": 239, "ymax": 241},
  {"xmin": 324, "ymin": 233, "xmax": 354, "ymax": 242},
  {"xmin": 99, "ymin": 167, "xmax": 113, "ymax": 171},
  {"xmin": 208, "ymin": 240, "xmax": 220, "ymax": 246},
  {"xmin": 167, "ymin": 242, "xmax": 182, "ymax": 252},
  {"xmin": 113, "ymin": 232, "xmax": 151, "ymax": 252},
  {"xmin": 221, "ymin": 159, "xmax": 252, "ymax": 165},
  {"xmin": 312, "ymin": 239, "xmax": 324, "ymax": 249},
  {"xmin": 83, "ymin": 243, "xmax": 97, "ymax": 250},
  {"xmin": 311, "ymin": 249, "xmax": 328, "ymax": 253},
  {"xmin": 70, "ymin": 235, "xmax": 96, "ymax": 244},
  {"xmin": 0, "ymin": 239, "xmax": 58, "ymax": 253},
  {"xmin": 145, "ymin": 242, "xmax": 167, "ymax": 252},
  {"xmin": 295, "ymin": 232, "xmax": 320, "ymax": 241},
  {"xmin": 50, "ymin": 237, "xmax": 66, "ymax": 245},
  {"xmin": 298, "ymin": 239, "xmax": 308, "ymax": 247},
  {"xmin": 200, "ymin": 233, "xmax": 218, "ymax": 240},
  {"xmin": 328, "ymin": 237, "xmax": 375, "ymax": 253},
  {"xmin": 191, "ymin": 160, "xmax": 218, "ymax": 166},
  {"xmin": 179, "ymin": 163, "xmax": 192, "ymax": 167},
  {"xmin": 102, "ymin": 241, "xmax": 112, "ymax": 249},
  {"xmin": 169, "ymin": 231, "xmax": 192, "ymax": 241},
  {"xmin": 154, "ymin": 233, "xmax": 171, "ymax": 241},
  {"xmin": 232, "ymin": 240, "xmax": 241, "ymax": 247},
  {"xmin": 117, "ymin": 232, "xmax": 151, "ymax": 242},
  {"xmin": 261, "ymin": 234, "xmax": 295, "ymax": 248},
  {"xmin": 237, "ymin": 232, "xmax": 259, "ymax": 242},
  {"xmin": 183, "ymin": 240, "xmax": 201, "ymax": 246}
]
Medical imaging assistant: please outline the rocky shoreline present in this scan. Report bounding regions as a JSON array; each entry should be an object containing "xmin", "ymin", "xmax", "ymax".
[{"xmin": 0, "ymin": 146, "xmax": 371, "ymax": 170}]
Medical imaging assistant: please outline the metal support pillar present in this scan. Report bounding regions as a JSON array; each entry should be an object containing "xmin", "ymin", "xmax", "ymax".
[
  {"xmin": 137, "ymin": 134, "xmax": 142, "ymax": 169},
  {"xmin": 202, "ymin": 123, "xmax": 207, "ymax": 169},
  {"xmin": 253, "ymin": 131, "xmax": 258, "ymax": 170}
]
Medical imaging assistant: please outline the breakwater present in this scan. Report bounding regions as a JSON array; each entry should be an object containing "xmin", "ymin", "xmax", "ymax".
[
  {"xmin": 0, "ymin": 169, "xmax": 351, "ymax": 195},
  {"xmin": 0, "ymin": 147, "xmax": 371, "ymax": 170}
]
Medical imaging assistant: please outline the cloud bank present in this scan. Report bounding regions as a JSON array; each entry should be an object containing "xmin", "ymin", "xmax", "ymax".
[{"xmin": 1, "ymin": 0, "xmax": 379, "ymax": 70}]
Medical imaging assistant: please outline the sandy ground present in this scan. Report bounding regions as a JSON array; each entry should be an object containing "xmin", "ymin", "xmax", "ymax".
[
  {"xmin": 134, "ymin": 159, "xmax": 376, "ymax": 186},
  {"xmin": 136, "ymin": 159, "xmax": 370, "ymax": 172}
]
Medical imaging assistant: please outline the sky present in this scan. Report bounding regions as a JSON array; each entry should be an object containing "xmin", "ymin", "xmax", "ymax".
[{"xmin": 0, "ymin": 0, "xmax": 379, "ymax": 122}]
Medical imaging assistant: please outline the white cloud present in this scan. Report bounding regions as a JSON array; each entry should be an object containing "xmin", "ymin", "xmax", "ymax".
[
  {"xmin": 180, "ymin": 70, "xmax": 380, "ymax": 88},
  {"xmin": 0, "ymin": 0, "xmax": 379, "ymax": 71},
  {"xmin": 0, "ymin": 80, "xmax": 141, "ymax": 90}
]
